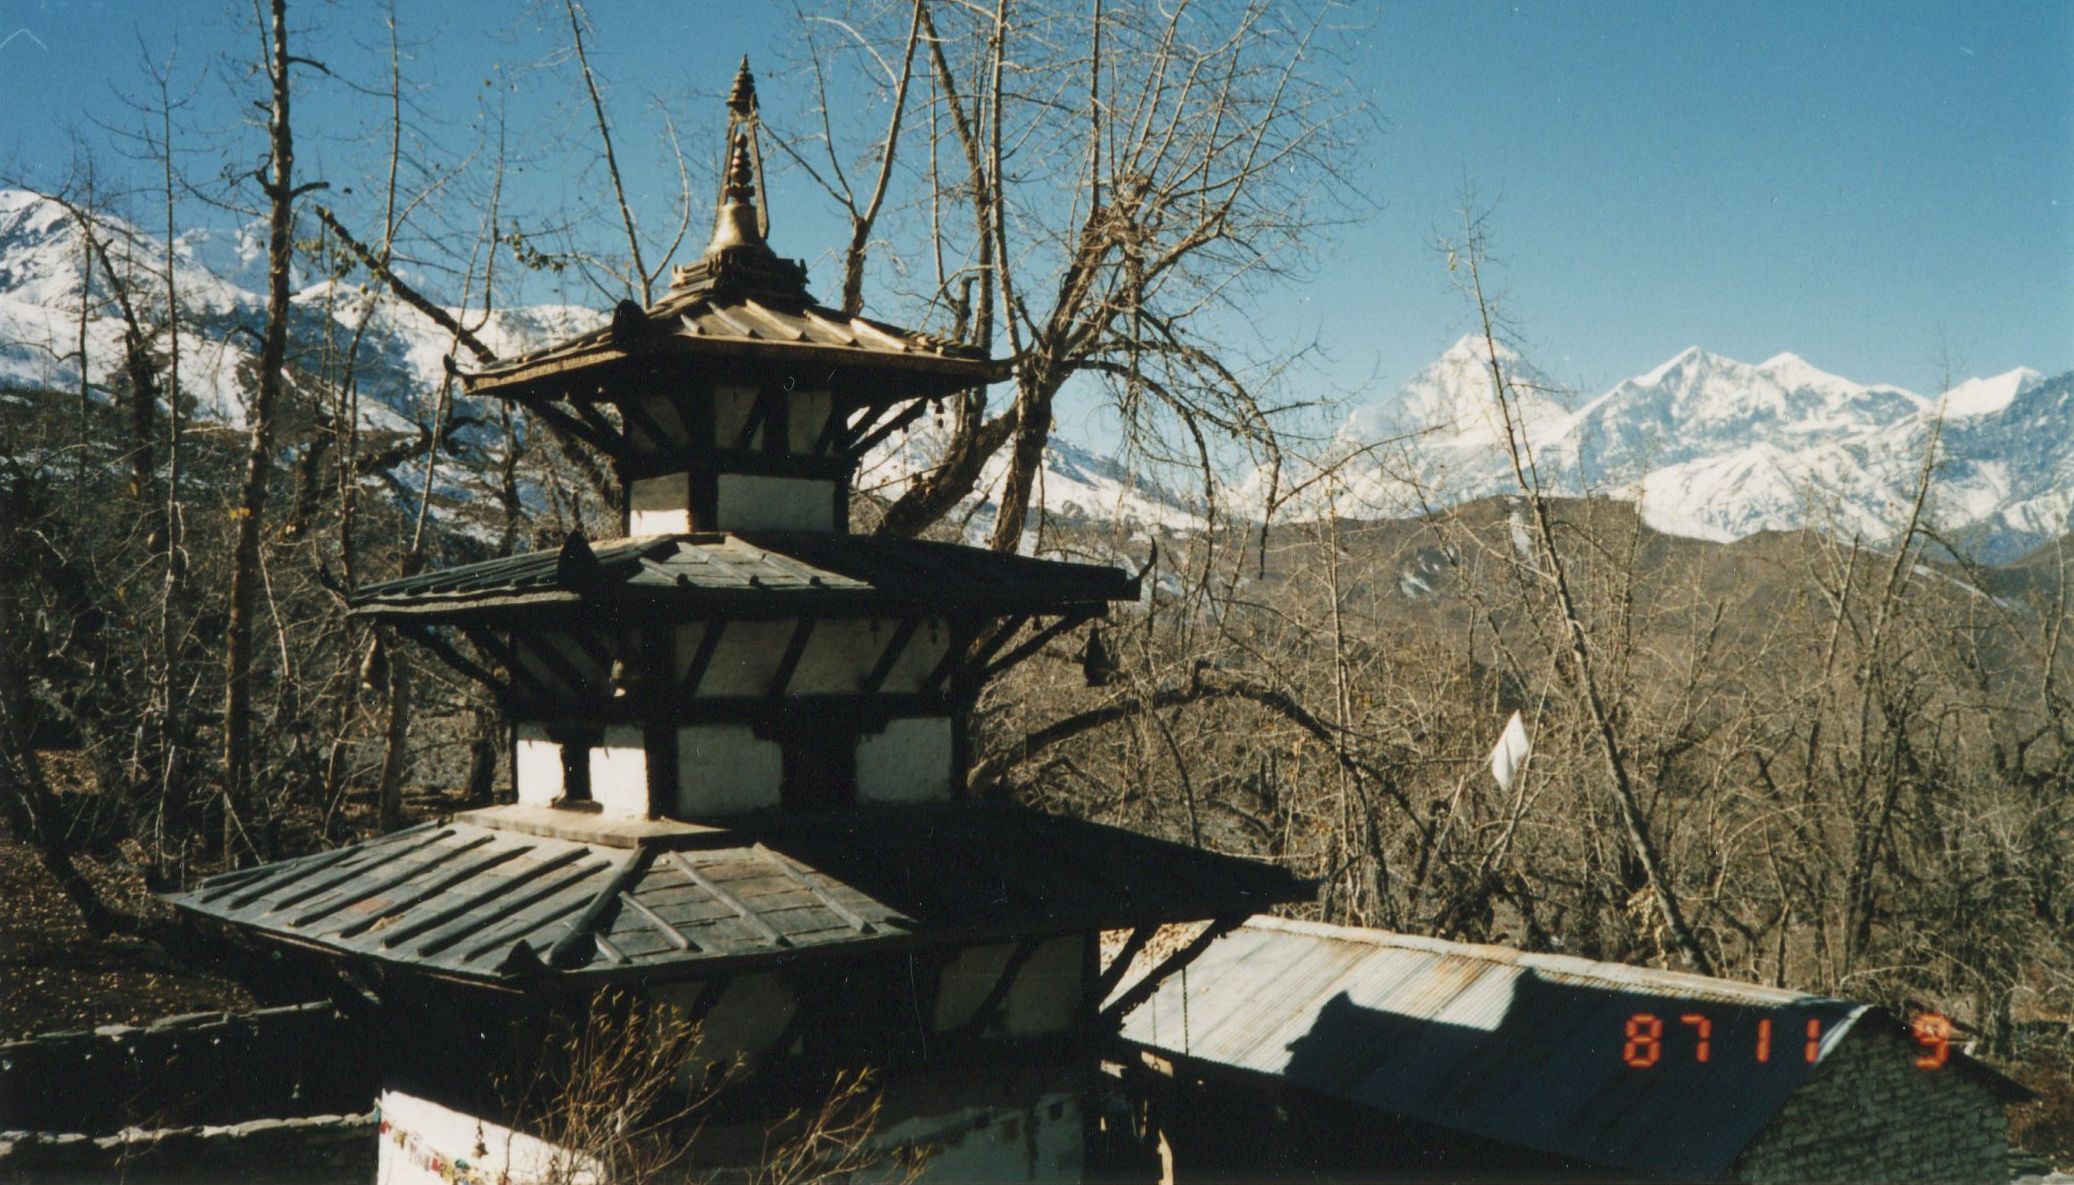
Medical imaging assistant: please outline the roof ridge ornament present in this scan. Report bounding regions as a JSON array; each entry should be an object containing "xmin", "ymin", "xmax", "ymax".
[{"xmin": 669, "ymin": 57, "xmax": 812, "ymax": 302}]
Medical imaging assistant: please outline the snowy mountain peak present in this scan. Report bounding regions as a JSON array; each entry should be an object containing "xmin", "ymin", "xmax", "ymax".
[
  {"xmin": 1635, "ymin": 345, "xmax": 1718, "ymax": 385},
  {"xmin": 1437, "ymin": 332, "xmax": 1519, "ymax": 365},
  {"xmin": 1938, "ymin": 367, "xmax": 2044, "ymax": 420}
]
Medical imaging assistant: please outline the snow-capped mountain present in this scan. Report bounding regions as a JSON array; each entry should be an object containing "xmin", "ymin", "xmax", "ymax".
[
  {"xmin": 1328, "ymin": 335, "xmax": 2070, "ymax": 561},
  {"xmin": 0, "ymin": 187, "xmax": 1188, "ymax": 537},
  {"xmin": 0, "ymin": 187, "xmax": 604, "ymax": 432}
]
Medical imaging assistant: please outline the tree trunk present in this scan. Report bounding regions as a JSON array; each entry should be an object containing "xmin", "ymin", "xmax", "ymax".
[{"xmin": 223, "ymin": 0, "xmax": 300, "ymax": 859}]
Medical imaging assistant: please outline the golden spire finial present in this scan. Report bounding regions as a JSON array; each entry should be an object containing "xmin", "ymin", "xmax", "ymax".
[
  {"xmin": 728, "ymin": 56, "xmax": 756, "ymax": 117},
  {"xmin": 704, "ymin": 61, "xmax": 768, "ymax": 255}
]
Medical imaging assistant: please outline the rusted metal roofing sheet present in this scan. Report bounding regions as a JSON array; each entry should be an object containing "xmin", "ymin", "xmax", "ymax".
[
  {"xmin": 347, "ymin": 532, "xmax": 1139, "ymax": 621},
  {"xmin": 458, "ymin": 287, "xmax": 1004, "ymax": 399},
  {"xmin": 1117, "ymin": 917, "xmax": 2028, "ymax": 1181},
  {"xmin": 168, "ymin": 806, "xmax": 1307, "ymax": 985}
]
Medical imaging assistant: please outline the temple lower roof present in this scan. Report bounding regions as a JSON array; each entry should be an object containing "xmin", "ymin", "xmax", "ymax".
[
  {"xmin": 168, "ymin": 804, "xmax": 1309, "ymax": 986},
  {"xmin": 347, "ymin": 532, "xmax": 1139, "ymax": 622}
]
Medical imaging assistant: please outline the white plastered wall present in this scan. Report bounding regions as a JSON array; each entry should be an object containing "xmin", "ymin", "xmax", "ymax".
[
  {"xmin": 682, "ymin": 618, "xmax": 948, "ymax": 697},
  {"xmin": 875, "ymin": 1093, "xmax": 1085, "ymax": 1183},
  {"xmin": 714, "ymin": 473, "xmax": 835, "ymax": 532},
  {"xmin": 629, "ymin": 472, "xmax": 693, "ymax": 536},
  {"xmin": 587, "ymin": 724, "xmax": 650, "ymax": 819},
  {"xmin": 932, "ymin": 935, "xmax": 1085, "ymax": 1037},
  {"xmin": 676, "ymin": 723, "xmax": 783, "ymax": 815},
  {"xmin": 711, "ymin": 385, "xmax": 760, "ymax": 449},
  {"xmin": 650, "ymin": 974, "xmax": 800, "ymax": 1076},
  {"xmin": 685, "ymin": 620, "xmax": 795, "ymax": 697},
  {"xmin": 787, "ymin": 389, "xmax": 832, "ymax": 455},
  {"xmin": 857, "ymin": 716, "xmax": 953, "ymax": 804},
  {"xmin": 787, "ymin": 618, "xmax": 894, "ymax": 694},
  {"xmin": 376, "ymin": 1087, "xmax": 597, "ymax": 1185},
  {"xmin": 513, "ymin": 723, "xmax": 563, "ymax": 807}
]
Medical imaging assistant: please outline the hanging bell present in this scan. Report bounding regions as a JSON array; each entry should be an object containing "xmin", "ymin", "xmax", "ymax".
[
  {"xmin": 359, "ymin": 636, "xmax": 389, "ymax": 694},
  {"xmin": 1079, "ymin": 623, "xmax": 1117, "ymax": 688},
  {"xmin": 608, "ymin": 657, "xmax": 641, "ymax": 697}
]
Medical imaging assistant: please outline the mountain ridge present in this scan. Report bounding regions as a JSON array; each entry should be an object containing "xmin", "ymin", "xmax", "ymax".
[{"xmin": 1326, "ymin": 333, "xmax": 2071, "ymax": 561}]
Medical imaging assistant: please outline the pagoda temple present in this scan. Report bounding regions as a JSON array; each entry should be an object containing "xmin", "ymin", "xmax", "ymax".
[{"xmin": 169, "ymin": 62, "xmax": 1307, "ymax": 1183}]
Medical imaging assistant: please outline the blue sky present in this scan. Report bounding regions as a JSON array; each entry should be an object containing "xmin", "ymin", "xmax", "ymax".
[{"xmin": 2, "ymin": 0, "xmax": 2068, "ymax": 416}]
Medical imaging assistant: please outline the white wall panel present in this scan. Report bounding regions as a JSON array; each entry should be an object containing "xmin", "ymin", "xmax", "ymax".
[
  {"xmin": 857, "ymin": 716, "xmax": 953, "ymax": 804},
  {"xmin": 675, "ymin": 723, "xmax": 783, "ymax": 815}
]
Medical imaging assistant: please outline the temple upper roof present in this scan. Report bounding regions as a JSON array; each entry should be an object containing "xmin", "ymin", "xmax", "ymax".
[{"xmin": 457, "ymin": 59, "xmax": 1002, "ymax": 402}]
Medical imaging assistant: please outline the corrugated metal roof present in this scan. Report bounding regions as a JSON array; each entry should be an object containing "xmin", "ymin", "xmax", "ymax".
[
  {"xmin": 1117, "ymin": 917, "xmax": 2028, "ymax": 1181},
  {"xmin": 169, "ymin": 806, "xmax": 1307, "ymax": 985},
  {"xmin": 348, "ymin": 532, "xmax": 1139, "ymax": 621},
  {"xmin": 458, "ymin": 287, "xmax": 1003, "ymax": 400}
]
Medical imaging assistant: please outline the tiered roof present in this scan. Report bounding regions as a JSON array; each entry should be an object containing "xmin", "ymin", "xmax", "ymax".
[
  {"xmin": 349, "ymin": 533, "xmax": 1137, "ymax": 623},
  {"xmin": 174, "ymin": 805, "xmax": 1307, "ymax": 985}
]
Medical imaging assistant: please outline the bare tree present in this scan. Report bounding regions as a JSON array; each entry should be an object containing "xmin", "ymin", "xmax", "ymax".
[
  {"xmin": 777, "ymin": 0, "xmax": 1367, "ymax": 551},
  {"xmin": 222, "ymin": 0, "xmax": 325, "ymax": 857}
]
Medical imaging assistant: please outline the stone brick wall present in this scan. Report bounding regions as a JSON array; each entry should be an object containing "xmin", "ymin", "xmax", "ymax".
[
  {"xmin": 0, "ymin": 1112, "xmax": 375, "ymax": 1184},
  {"xmin": 1734, "ymin": 1019, "xmax": 2013, "ymax": 1184},
  {"xmin": 0, "ymin": 1003, "xmax": 372, "ymax": 1137}
]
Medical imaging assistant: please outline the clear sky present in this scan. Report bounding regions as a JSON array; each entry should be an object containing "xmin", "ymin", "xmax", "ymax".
[{"xmin": 2, "ymin": 0, "xmax": 2069, "ymax": 413}]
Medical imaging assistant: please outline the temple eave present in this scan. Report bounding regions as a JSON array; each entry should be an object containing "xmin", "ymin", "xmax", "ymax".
[{"xmin": 168, "ymin": 805, "xmax": 1312, "ymax": 987}]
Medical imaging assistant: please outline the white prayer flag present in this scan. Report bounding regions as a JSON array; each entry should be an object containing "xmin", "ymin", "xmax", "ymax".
[{"xmin": 1488, "ymin": 711, "xmax": 1531, "ymax": 792}]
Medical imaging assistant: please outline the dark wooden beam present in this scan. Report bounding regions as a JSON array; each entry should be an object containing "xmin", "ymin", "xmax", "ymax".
[
  {"xmin": 926, "ymin": 618, "xmax": 988, "ymax": 695},
  {"xmin": 847, "ymin": 399, "xmax": 929, "ymax": 459},
  {"xmin": 616, "ymin": 398, "xmax": 676, "ymax": 451},
  {"xmin": 459, "ymin": 627, "xmax": 560, "ymax": 707},
  {"xmin": 979, "ymin": 608, "xmax": 1100, "ymax": 684},
  {"xmin": 968, "ymin": 614, "xmax": 1032, "ymax": 671},
  {"xmin": 734, "ymin": 390, "xmax": 774, "ymax": 451},
  {"xmin": 1091, "ymin": 924, "xmax": 1156, "ymax": 1010},
  {"xmin": 767, "ymin": 618, "xmax": 816, "ymax": 697},
  {"xmin": 860, "ymin": 617, "xmax": 923, "ymax": 694},
  {"xmin": 618, "ymin": 890, "xmax": 698, "ymax": 952},
  {"xmin": 952, "ymin": 939, "xmax": 1043, "ymax": 1040},
  {"xmin": 568, "ymin": 400, "xmax": 624, "ymax": 453},
  {"xmin": 510, "ymin": 394, "xmax": 619, "ymax": 458},
  {"xmin": 514, "ymin": 633, "xmax": 598, "ymax": 701},
  {"xmin": 398, "ymin": 624, "xmax": 512, "ymax": 704},
  {"xmin": 563, "ymin": 626, "xmax": 618, "ymax": 676},
  {"xmin": 679, "ymin": 618, "xmax": 729, "ymax": 696},
  {"xmin": 621, "ymin": 448, "xmax": 851, "ymax": 483},
  {"xmin": 1100, "ymin": 915, "xmax": 1247, "ymax": 1027},
  {"xmin": 547, "ymin": 848, "xmax": 653, "ymax": 969},
  {"xmin": 814, "ymin": 395, "xmax": 859, "ymax": 456},
  {"xmin": 836, "ymin": 401, "xmax": 889, "ymax": 454}
]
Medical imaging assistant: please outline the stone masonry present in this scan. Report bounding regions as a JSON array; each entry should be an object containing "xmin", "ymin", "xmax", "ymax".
[{"xmin": 1734, "ymin": 1019, "xmax": 2013, "ymax": 1184}]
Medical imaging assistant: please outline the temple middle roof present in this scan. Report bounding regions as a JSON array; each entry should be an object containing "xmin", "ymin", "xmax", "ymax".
[{"xmin": 347, "ymin": 533, "xmax": 1139, "ymax": 622}]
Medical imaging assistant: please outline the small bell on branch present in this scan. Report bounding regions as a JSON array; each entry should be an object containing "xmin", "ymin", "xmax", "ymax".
[
  {"xmin": 1079, "ymin": 623, "xmax": 1117, "ymax": 688},
  {"xmin": 359, "ymin": 636, "xmax": 389, "ymax": 694}
]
